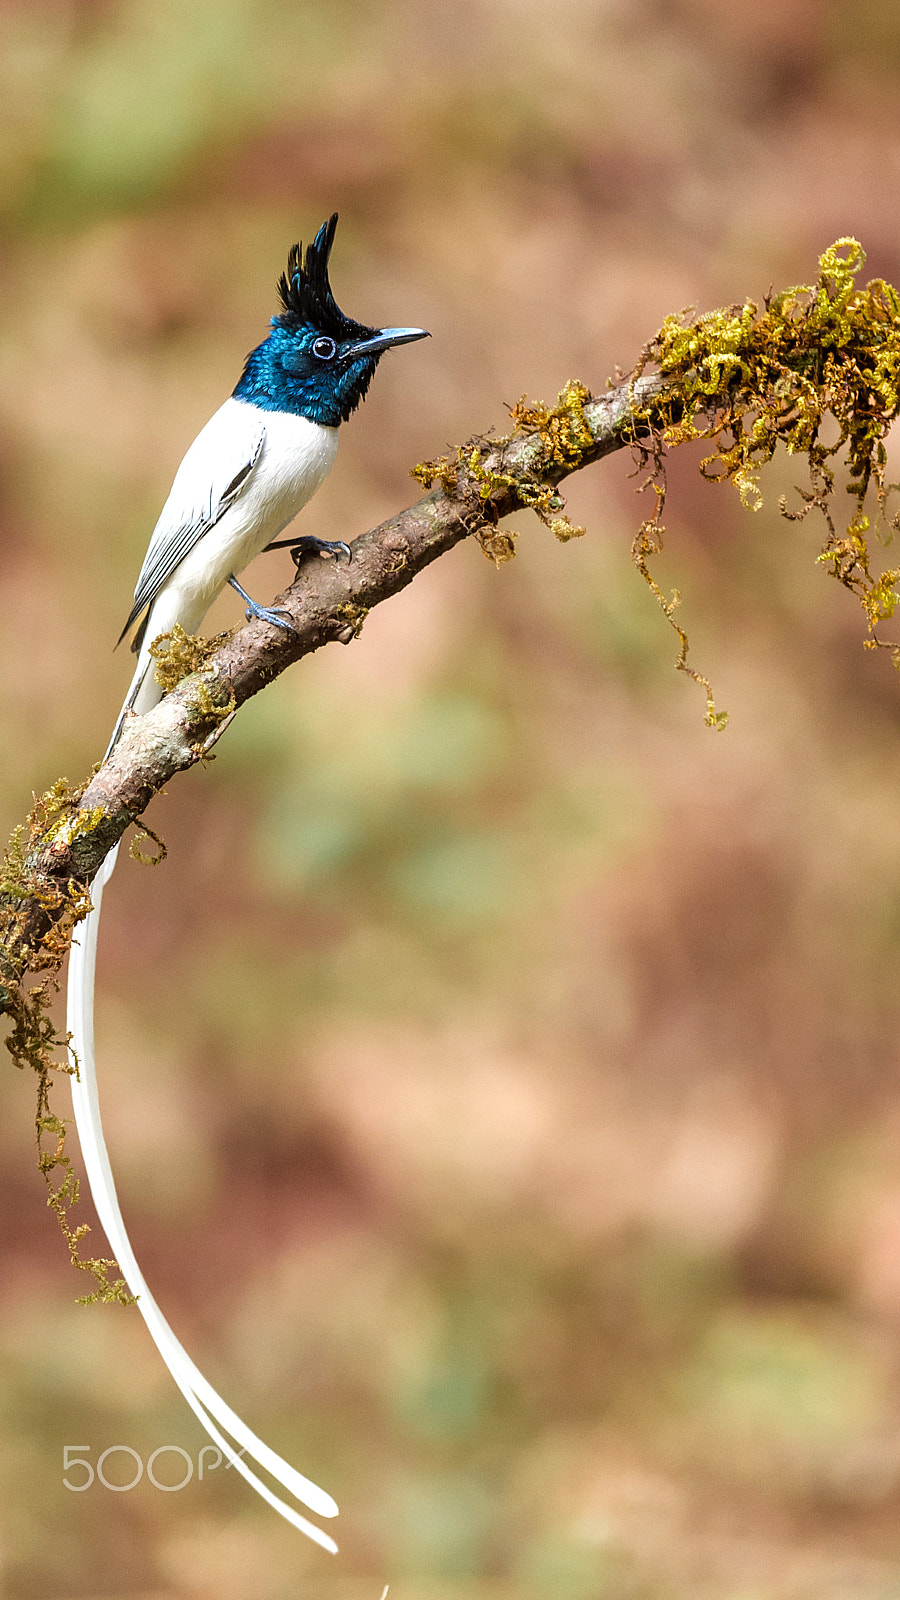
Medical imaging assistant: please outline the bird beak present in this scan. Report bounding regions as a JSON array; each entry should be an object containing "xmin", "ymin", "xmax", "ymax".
[{"xmin": 343, "ymin": 327, "xmax": 430, "ymax": 359}]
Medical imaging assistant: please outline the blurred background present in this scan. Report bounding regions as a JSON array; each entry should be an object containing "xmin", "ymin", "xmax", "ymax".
[{"xmin": 4, "ymin": 0, "xmax": 900, "ymax": 1595}]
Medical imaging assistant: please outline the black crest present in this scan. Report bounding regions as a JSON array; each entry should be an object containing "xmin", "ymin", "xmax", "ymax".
[{"xmin": 275, "ymin": 213, "xmax": 370, "ymax": 341}]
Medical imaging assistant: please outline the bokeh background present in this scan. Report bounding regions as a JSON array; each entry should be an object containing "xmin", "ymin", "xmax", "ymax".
[{"xmin": 5, "ymin": 1, "xmax": 900, "ymax": 1596}]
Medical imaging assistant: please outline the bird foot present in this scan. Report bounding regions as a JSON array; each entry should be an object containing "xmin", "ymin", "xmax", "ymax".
[
  {"xmin": 228, "ymin": 574, "xmax": 295, "ymax": 633},
  {"xmin": 266, "ymin": 534, "xmax": 353, "ymax": 568}
]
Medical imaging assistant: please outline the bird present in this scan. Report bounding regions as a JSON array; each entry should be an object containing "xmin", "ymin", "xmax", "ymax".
[{"xmin": 66, "ymin": 215, "xmax": 428, "ymax": 1551}]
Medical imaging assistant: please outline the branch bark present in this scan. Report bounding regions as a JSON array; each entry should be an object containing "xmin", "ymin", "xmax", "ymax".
[{"xmin": 0, "ymin": 369, "xmax": 667, "ymax": 1017}]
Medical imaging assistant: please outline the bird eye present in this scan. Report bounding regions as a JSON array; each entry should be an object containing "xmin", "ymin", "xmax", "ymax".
[{"xmin": 312, "ymin": 336, "xmax": 336, "ymax": 360}]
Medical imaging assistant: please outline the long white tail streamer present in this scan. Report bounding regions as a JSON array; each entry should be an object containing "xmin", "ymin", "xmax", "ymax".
[{"xmin": 67, "ymin": 842, "xmax": 339, "ymax": 1551}]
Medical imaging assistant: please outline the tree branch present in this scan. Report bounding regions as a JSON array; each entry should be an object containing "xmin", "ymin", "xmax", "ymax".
[
  {"xmin": 9, "ymin": 228, "xmax": 899, "ymax": 1023},
  {"xmin": 0, "ymin": 369, "xmax": 668, "ymax": 1018}
]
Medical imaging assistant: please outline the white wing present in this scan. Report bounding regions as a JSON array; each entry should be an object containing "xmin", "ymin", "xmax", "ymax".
[{"xmin": 118, "ymin": 409, "xmax": 267, "ymax": 649}]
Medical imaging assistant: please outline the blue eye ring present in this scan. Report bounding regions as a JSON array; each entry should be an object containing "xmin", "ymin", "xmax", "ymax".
[{"xmin": 312, "ymin": 335, "xmax": 336, "ymax": 361}]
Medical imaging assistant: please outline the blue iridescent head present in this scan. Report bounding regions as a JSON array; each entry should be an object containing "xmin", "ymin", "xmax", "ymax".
[{"xmin": 233, "ymin": 214, "xmax": 429, "ymax": 427}]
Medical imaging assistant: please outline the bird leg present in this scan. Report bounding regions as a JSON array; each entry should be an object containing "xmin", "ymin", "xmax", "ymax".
[{"xmin": 228, "ymin": 574, "xmax": 295, "ymax": 632}]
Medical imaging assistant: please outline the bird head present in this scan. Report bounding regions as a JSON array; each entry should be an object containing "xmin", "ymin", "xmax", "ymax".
[{"xmin": 234, "ymin": 214, "xmax": 429, "ymax": 426}]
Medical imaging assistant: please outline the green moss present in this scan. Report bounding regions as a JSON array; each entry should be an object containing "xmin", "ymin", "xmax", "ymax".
[
  {"xmin": 412, "ymin": 381, "xmax": 593, "ymax": 566},
  {"xmin": 509, "ymin": 377, "xmax": 595, "ymax": 477},
  {"xmin": 631, "ymin": 519, "xmax": 729, "ymax": 730},
  {"xmin": 1, "ymin": 779, "xmax": 133, "ymax": 1304},
  {"xmin": 1, "ymin": 780, "xmax": 94, "ymax": 969},
  {"xmin": 334, "ymin": 600, "xmax": 369, "ymax": 640},
  {"xmin": 149, "ymin": 620, "xmax": 231, "ymax": 693},
  {"xmin": 128, "ymin": 817, "xmax": 168, "ymax": 866},
  {"xmin": 421, "ymin": 243, "xmax": 900, "ymax": 725},
  {"xmin": 148, "ymin": 621, "xmax": 235, "ymax": 752},
  {"xmin": 36, "ymin": 1083, "xmax": 135, "ymax": 1307},
  {"xmin": 633, "ymin": 237, "xmax": 900, "ymax": 704},
  {"xmin": 411, "ymin": 453, "xmax": 460, "ymax": 494}
]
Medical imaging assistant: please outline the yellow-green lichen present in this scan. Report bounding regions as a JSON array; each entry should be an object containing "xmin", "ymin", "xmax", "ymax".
[
  {"xmin": 27, "ymin": 777, "xmax": 90, "ymax": 845},
  {"xmin": 191, "ymin": 674, "xmax": 235, "ymax": 729},
  {"xmin": 54, "ymin": 805, "xmax": 106, "ymax": 853}
]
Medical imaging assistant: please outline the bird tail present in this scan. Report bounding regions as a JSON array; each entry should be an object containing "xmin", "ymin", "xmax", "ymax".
[
  {"xmin": 103, "ymin": 641, "xmax": 158, "ymax": 759},
  {"xmin": 65, "ymin": 679, "xmax": 339, "ymax": 1550}
]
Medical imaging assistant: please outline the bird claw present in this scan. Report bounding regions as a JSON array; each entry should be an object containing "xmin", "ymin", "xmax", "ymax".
[
  {"xmin": 288, "ymin": 536, "xmax": 353, "ymax": 569},
  {"xmin": 228, "ymin": 574, "xmax": 296, "ymax": 634},
  {"xmin": 244, "ymin": 604, "xmax": 294, "ymax": 632}
]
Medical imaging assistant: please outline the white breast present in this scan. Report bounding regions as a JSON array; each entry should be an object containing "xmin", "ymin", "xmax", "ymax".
[{"xmin": 230, "ymin": 401, "xmax": 340, "ymax": 557}]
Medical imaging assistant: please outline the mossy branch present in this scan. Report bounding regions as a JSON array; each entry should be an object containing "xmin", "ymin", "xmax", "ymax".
[
  {"xmin": 4, "ymin": 234, "xmax": 900, "ymax": 1052},
  {"xmin": 0, "ymin": 365, "xmax": 668, "ymax": 1025}
]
